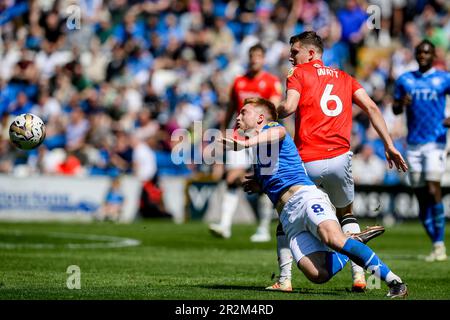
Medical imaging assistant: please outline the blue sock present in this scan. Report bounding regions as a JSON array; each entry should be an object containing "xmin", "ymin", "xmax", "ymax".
[
  {"xmin": 340, "ymin": 238, "xmax": 391, "ymax": 281},
  {"xmin": 432, "ymin": 202, "xmax": 446, "ymax": 243},
  {"xmin": 419, "ymin": 202, "xmax": 436, "ymax": 241},
  {"xmin": 326, "ymin": 252, "xmax": 349, "ymax": 278}
]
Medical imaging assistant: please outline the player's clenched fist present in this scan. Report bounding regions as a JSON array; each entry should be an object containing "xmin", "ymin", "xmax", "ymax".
[{"xmin": 242, "ymin": 175, "xmax": 261, "ymax": 194}]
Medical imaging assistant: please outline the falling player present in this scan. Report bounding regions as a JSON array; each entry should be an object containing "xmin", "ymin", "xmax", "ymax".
[
  {"xmin": 209, "ymin": 43, "xmax": 282, "ymax": 242},
  {"xmin": 222, "ymin": 97, "xmax": 408, "ymax": 298},
  {"xmin": 269, "ymin": 31, "xmax": 408, "ymax": 292},
  {"xmin": 394, "ymin": 40, "xmax": 450, "ymax": 262}
]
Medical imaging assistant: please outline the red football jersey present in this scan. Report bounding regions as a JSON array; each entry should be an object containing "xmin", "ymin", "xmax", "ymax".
[
  {"xmin": 286, "ymin": 59, "xmax": 362, "ymax": 162},
  {"xmin": 231, "ymin": 71, "xmax": 282, "ymax": 113}
]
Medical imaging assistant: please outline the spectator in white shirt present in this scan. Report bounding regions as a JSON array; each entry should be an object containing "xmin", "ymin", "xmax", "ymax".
[{"xmin": 353, "ymin": 144, "xmax": 386, "ymax": 185}]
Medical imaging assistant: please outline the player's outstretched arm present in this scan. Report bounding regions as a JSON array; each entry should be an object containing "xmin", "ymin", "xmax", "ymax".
[
  {"xmin": 220, "ymin": 126, "xmax": 287, "ymax": 151},
  {"xmin": 246, "ymin": 126, "xmax": 286, "ymax": 147},
  {"xmin": 277, "ymin": 89, "xmax": 300, "ymax": 119},
  {"xmin": 353, "ymin": 88, "xmax": 408, "ymax": 172}
]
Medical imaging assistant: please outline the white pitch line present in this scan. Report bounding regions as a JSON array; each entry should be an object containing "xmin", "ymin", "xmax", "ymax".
[{"xmin": 0, "ymin": 230, "xmax": 141, "ymax": 249}]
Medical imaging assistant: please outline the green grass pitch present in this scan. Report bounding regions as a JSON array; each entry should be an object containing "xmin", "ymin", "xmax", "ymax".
[{"xmin": 0, "ymin": 220, "xmax": 448, "ymax": 300}]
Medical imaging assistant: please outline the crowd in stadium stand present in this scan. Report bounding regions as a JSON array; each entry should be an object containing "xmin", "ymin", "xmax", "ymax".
[{"xmin": 0, "ymin": 0, "xmax": 449, "ymax": 188}]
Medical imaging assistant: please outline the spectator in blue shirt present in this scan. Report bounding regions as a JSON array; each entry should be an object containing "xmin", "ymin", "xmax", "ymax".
[
  {"xmin": 8, "ymin": 91, "xmax": 33, "ymax": 116},
  {"xmin": 337, "ymin": 0, "xmax": 368, "ymax": 68}
]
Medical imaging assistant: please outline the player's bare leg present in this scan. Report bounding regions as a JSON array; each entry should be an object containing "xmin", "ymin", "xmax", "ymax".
[
  {"xmin": 209, "ymin": 168, "xmax": 246, "ymax": 239},
  {"xmin": 336, "ymin": 204, "xmax": 366, "ymax": 291}
]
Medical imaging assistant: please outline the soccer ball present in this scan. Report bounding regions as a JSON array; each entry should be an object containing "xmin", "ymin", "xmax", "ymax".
[{"xmin": 9, "ymin": 113, "xmax": 46, "ymax": 150}]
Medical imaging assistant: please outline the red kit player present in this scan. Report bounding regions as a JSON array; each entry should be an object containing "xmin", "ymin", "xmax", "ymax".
[
  {"xmin": 266, "ymin": 31, "xmax": 407, "ymax": 292},
  {"xmin": 209, "ymin": 43, "xmax": 282, "ymax": 242}
]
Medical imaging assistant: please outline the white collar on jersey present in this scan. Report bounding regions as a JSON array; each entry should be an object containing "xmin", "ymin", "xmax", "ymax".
[{"xmin": 418, "ymin": 67, "xmax": 436, "ymax": 77}]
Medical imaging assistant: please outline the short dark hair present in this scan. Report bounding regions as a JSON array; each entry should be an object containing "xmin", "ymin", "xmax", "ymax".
[
  {"xmin": 249, "ymin": 43, "xmax": 266, "ymax": 55},
  {"xmin": 289, "ymin": 31, "xmax": 324, "ymax": 54},
  {"xmin": 243, "ymin": 97, "xmax": 278, "ymax": 121},
  {"xmin": 415, "ymin": 39, "xmax": 435, "ymax": 53}
]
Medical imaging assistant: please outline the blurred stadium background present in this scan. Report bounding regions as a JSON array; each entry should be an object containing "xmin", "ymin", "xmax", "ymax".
[{"xmin": 0, "ymin": 0, "xmax": 449, "ymax": 300}]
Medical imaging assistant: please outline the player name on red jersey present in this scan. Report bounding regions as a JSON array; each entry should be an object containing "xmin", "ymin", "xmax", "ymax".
[{"xmin": 316, "ymin": 67, "xmax": 339, "ymax": 78}]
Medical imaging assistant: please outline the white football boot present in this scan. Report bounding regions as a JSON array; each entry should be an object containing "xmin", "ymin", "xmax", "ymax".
[
  {"xmin": 425, "ymin": 243, "xmax": 447, "ymax": 262},
  {"xmin": 209, "ymin": 223, "xmax": 231, "ymax": 239},
  {"xmin": 265, "ymin": 278, "xmax": 292, "ymax": 292}
]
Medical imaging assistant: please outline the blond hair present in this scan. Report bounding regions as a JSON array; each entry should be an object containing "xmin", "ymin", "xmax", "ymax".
[{"xmin": 243, "ymin": 97, "xmax": 278, "ymax": 121}]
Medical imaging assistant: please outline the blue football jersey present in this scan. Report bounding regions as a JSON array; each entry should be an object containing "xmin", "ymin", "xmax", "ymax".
[
  {"xmin": 253, "ymin": 122, "xmax": 315, "ymax": 205},
  {"xmin": 394, "ymin": 68, "xmax": 450, "ymax": 144}
]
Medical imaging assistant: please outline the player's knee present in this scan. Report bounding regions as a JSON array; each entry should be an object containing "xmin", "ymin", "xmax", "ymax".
[
  {"xmin": 318, "ymin": 223, "xmax": 346, "ymax": 250},
  {"xmin": 301, "ymin": 265, "xmax": 330, "ymax": 284},
  {"xmin": 317, "ymin": 222, "xmax": 334, "ymax": 242},
  {"xmin": 321, "ymin": 234, "xmax": 340, "ymax": 250},
  {"xmin": 311, "ymin": 271, "xmax": 330, "ymax": 284},
  {"xmin": 318, "ymin": 225, "xmax": 331, "ymax": 244}
]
